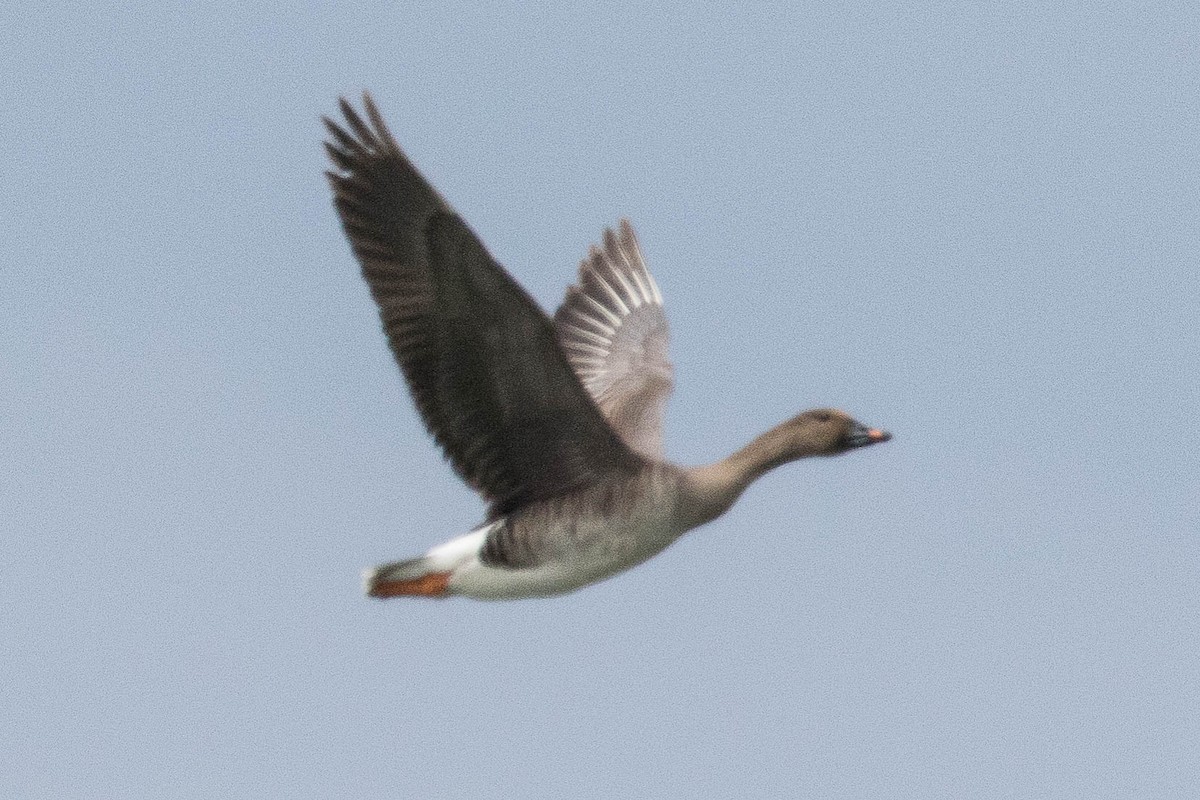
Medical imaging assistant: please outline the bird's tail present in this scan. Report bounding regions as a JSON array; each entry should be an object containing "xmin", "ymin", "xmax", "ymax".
[
  {"xmin": 362, "ymin": 524, "xmax": 493, "ymax": 599},
  {"xmin": 363, "ymin": 557, "xmax": 452, "ymax": 598}
]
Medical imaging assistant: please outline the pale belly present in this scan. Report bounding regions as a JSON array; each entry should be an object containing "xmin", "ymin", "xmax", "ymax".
[{"xmin": 448, "ymin": 501, "xmax": 691, "ymax": 600}]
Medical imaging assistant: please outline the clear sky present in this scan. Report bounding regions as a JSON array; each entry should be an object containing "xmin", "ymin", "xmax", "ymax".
[{"xmin": 4, "ymin": 2, "xmax": 1198, "ymax": 797}]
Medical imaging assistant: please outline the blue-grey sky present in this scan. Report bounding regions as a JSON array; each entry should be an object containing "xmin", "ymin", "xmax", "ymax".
[{"xmin": 4, "ymin": 2, "xmax": 1198, "ymax": 797}]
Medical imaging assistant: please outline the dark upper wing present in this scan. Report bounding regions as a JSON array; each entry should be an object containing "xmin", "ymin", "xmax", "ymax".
[{"xmin": 323, "ymin": 94, "xmax": 643, "ymax": 519}]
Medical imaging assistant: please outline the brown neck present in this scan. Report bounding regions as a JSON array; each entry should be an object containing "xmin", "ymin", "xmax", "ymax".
[{"xmin": 681, "ymin": 422, "xmax": 821, "ymax": 525}]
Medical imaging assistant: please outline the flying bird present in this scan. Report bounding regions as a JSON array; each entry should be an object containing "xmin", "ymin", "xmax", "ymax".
[{"xmin": 323, "ymin": 93, "xmax": 891, "ymax": 600}]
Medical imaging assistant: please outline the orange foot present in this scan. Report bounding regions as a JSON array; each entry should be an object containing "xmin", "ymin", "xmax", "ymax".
[{"xmin": 368, "ymin": 571, "xmax": 452, "ymax": 598}]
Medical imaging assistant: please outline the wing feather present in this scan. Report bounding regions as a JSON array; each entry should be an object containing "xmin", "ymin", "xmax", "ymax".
[
  {"xmin": 324, "ymin": 94, "xmax": 643, "ymax": 518},
  {"xmin": 554, "ymin": 220, "xmax": 674, "ymax": 459}
]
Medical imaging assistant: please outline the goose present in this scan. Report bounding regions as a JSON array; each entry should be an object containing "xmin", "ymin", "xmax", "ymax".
[{"xmin": 323, "ymin": 94, "xmax": 891, "ymax": 600}]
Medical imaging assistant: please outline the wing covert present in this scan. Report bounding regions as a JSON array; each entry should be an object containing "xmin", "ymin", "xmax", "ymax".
[
  {"xmin": 554, "ymin": 220, "xmax": 674, "ymax": 459},
  {"xmin": 324, "ymin": 94, "xmax": 643, "ymax": 518}
]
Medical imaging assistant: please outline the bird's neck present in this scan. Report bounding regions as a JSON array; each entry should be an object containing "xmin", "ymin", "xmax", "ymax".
[{"xmin": 681, "ymin": 422, "xmax": 818, "ymax": 525}]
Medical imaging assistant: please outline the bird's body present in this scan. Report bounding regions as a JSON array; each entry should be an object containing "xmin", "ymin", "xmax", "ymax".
[
  {"xmin": 398, "ymin": 465, "xmax": 687, "ymax": 599},
  {"xmin": 324, "ymin": 94, "xmax": 891, "ymax": 601}
]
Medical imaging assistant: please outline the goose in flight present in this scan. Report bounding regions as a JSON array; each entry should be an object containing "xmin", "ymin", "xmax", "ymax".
[{"xmin": 323, "ymin": 94, "xmax": 891, "ymax": 600}]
